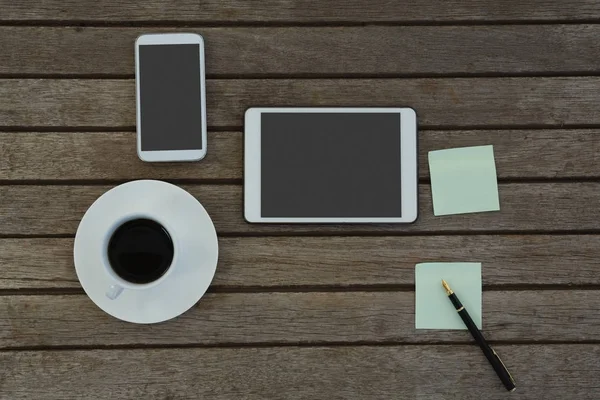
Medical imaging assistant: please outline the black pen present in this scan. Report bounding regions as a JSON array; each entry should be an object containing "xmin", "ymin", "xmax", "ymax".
[{"xmin": 441, "ymin": 279, "xmax": 516, "ymax": 392}]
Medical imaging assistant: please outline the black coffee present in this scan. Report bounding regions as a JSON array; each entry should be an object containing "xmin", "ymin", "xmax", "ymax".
[{"xmin": 107, "ymin": 219, "xmax": 174, "ymax": 284}]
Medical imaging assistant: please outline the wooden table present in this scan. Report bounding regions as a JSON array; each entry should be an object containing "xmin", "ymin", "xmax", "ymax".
[{"xmin": 1, "ymin": 1, "xmax": 600, "ymax": 399}]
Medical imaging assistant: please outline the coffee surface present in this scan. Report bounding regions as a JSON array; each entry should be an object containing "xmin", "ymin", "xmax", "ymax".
[{"xmin": 107, "ymin": 219, "xmax": 174, "ymax": 284}]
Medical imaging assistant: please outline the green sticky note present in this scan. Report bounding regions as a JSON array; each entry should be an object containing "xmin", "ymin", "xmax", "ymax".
[
  {"xmin": 428, "ymin": 145, "xmax": 500, "ymax": 216},
  {"xmin": 415, "ymin": 262, "xmax": 482, "ymax": 330}
]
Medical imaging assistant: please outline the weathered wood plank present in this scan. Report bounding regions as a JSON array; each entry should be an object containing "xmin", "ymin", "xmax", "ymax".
[
  {"xmin": 1, "ymin": 130, "xmax": 598, "ymax": 181},
  {"xmin": 2, "ymin": 345, "xmax": 599, "ymax": 399},
  {"xmin": 1, "ymin": 0, "xmax": 599, "ymax": 22},
  {"xmin": 0, "ymin": 183, "xmax": 598, "ymax": 235},
  {"xmin": 1, "ymin": 291, "xmax": 599, "ymax": 348},
  {"xmin": 0, "ymin": 132, "xmax": 242, "ymax": 181},
  {"xmin": 1, "ymin": 236, "xmax": 599, "ymax": 290},
  {"xmin": 1, "ymin": 78, "xmax": 599, "ymax": 128},
  {"xmin": 3, "ymin": 26, "xmax": 600, "ymax": 76}
]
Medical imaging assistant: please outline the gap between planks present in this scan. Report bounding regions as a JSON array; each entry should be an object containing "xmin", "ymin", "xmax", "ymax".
[
  {"xmin": 2, "ymin": 230, "xmax": 600, "ymax": 239},
  {"xmin": 4, "ymin": 124, "xmax": 600, "ymax": 131},
  {"xmin": 4, "ymin": 72, "xmax": 600, "ymax": 80},
  {"xmin": 2, "ymin": 340, "xmax": 600, "ymax": 353},
  {"xmin": 1, "ymin": 178, "xmax": 600, "ymax": 186},
  {"xmin": 2, "ymin": 284, "xmax": 600, "ymax": 296},
  {"xmin": 3, "ymin": 20, "xmax": 600, "ymax": 27}
]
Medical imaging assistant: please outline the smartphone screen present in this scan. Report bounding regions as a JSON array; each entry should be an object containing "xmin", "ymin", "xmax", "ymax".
[{"xmin": 138, "ymin": 44, "xmax": 203, "ymax": 151}]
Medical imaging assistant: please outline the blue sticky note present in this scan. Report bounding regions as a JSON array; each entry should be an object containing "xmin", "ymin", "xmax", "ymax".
[
  {"xmin": 428, "ymin": 145, "xmax": 500, "ymax": 216},
  {"xmin": 415, "ymin": 262, "xmax": 482, "ymax": 330}
]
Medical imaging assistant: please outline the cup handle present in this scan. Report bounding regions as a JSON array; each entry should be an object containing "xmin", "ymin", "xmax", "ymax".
[{"xmin": 106, "ymin": 284, "xmax": 124, "ymax": 300}]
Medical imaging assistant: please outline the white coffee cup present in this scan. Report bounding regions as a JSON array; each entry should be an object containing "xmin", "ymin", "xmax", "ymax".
[{"xmin": 102, "ymin": 214, "xmax": 178, "ymax": 300}]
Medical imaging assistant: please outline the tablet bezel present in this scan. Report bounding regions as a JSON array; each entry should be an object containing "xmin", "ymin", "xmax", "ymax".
[{"xmin": 244, "ymin": 107, "xmax": 418, "ymax": 223}]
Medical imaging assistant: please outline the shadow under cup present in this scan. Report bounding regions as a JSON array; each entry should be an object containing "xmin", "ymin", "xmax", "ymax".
[{"xmin": 107, "ymin": 218, "xmax": 175, "ymax": 285}]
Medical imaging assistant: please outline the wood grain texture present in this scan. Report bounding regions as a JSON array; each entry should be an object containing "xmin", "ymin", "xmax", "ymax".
[
  {"xmin": 0, "ymin": 1, "xmax": 597, "ymax": 397},
  {"xmin": 2, "ymin": 78, "xmax": 600, "ymax": 128},
  {"xmin": 3, "ymin": 26, "xmax": 600, "ymax": 76},
  {"xmin": 1, "ymin": 236, "xmax": 599, "ymax": 290},
  {"xmin": 0, "ymin": 132, "xmax": 242, "ymax": 181},
  {"xmin": 2, "ymin": 345, "xmax": 599, "ymax": 399},
  {"xmin": 1, "ymin": 0, "xmax": 600, "ymax": 22},
  {"xmin": 2, "ymin": 291, "xmax": 600, "ymax": 348},
  {"xmin": 1, "ymin": 129, "xmax": 598, "ymax": 181},
  {"xmin": 0, "ymin": 183, "xmax": 598, "ymax": 235}
]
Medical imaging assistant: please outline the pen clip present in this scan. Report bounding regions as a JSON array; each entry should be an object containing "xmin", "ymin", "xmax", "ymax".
[{"xmin": 491, "ymin": 347, "xmax": 516, "ymax": 386}]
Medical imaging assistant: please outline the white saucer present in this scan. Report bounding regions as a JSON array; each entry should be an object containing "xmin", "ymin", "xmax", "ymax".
[{"xmin": 74, "ymin": 180, "xmax": 218, "ymax": 324}]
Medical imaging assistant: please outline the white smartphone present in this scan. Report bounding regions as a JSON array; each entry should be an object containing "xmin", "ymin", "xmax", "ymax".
[
  {"xmin": 244, "ymin": 107, "xmax": 418, "ymax": 223},
  {"xmin": 135, "ymin": 33, "xmax": 207, "ymax": 162}
]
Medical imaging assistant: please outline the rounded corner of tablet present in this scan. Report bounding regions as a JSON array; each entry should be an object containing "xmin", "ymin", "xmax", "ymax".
[
  {"xmin": 405, "ymin": 210, "xmax": 419, "ymax": 224},
  {"xmin": 243, "ymin": 209, "xmax": 261, "ymax": 224},
  {"xmin": 404, "ymin": 107, "xmax": 417, "ymax": 119},
  {"xmin": 244, "ymin": 107, "xmax": 259, "ymax": 121}
]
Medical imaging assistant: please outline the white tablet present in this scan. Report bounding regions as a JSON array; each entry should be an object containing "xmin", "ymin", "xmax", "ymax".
[{"xmin": 244, "ymin": 107, "xmax": 418, "ymax": 223}]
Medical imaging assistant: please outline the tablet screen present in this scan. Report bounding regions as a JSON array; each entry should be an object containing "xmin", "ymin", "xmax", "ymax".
[{"xmin": 261, "ymin": 112, "xmax": 403, "ymax": 218}]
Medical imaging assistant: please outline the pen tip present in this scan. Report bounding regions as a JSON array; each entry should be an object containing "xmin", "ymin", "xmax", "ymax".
[{"xmin": 441, "ymin": 279, "xmax": 453, "ymax": 295}]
